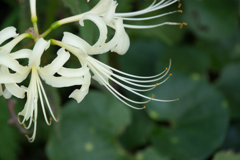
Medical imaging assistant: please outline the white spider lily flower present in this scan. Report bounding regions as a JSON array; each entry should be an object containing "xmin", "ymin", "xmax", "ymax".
[
  {"xmin": 0, "ymin": 27, "xmax": 32, "ymax": 99},
  {"xmin": 14, "ymin": 38, "xmax": 86, "ymax": 142},
  {"xmin": 57, "ymin": 32, "xmax": 178, "ymax": 109}
]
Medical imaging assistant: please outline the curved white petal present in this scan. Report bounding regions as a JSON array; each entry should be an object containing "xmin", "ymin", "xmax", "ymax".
[
  {"xmin": 111, "ymin": 31, "xmax": 130, "ymax": 55},
  {"xmin": 39, "ymin": 72, "xmax": 86, "ymax": 88},
  {"xmin": 0, "ymin": 72, "xmax": 29, "ymax": 83},
  {"xmin": 10, "ymin": 49, "xmax": 32, "ymax": 59},
  {"xmin": 80, "ymin": 13, "xmax": 107, "ymax": 47},
  {"xmin": 89, "ymin": 0, "xmax": 113, "ymax": 15},
  {"xmin": 0, "ymin": 27, "xmax": 19, "ymax": 45},
  {"xmin": 39, "ymin": 48, "xmax": 70, "ymax": 76},
  {"xmin": 103, "ymin": 1, "xmax": 118, "ymax": 24},
  {"xmin": 3, "ymin": 88, "xmax": 12, "ymax": 99},
  {"xmin": 62, "ymin": 32, "xmax": 91, "ymax": 53},
  {"xmin": 69, "ymin": 71, "xmax": 91, "ymax": 103},
  {"xmin": 29, "ymin": 38, "xmax": 50, "ymax": 67},
  {"xmin": 88, "ymin": 18, "xmax": 129, "ymax": 55},
  {"xmin": 5, "ymin": 83, "xmax": 26, "ymax": 99},
  {"xmin": 58, "ymin": 65, "xmax": 89, "ymax": 77},
  {"xmin": 0, "ymin": 55, "xmax": 30, "ymax": 74}
]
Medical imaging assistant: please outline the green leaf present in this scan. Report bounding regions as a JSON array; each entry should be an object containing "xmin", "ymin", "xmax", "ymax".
[
  {"xmin": 218, "ymin": 63, "xmax": 240, "ymax": 119},
  {"xmin": 119, "ymin": 110, "xmax": 155, "ymax": 151},
  {"xmin": 182, "ymin": 0, "xmax": 238, "ymax": 41},
  {"xmin": 46, "ymin": 91, "xmax": 131, "ymax": 160},
  {"xmin": 135, "ymin": 147, "xmax": 170, "ymax": 160},
  {"xmin": 0, "ymin": 98, "xmax": 19, "ymax": 160},
  {"xmin": 212, "ymin": 151, "xmax": 240, "ymax": 160},
  {"xmin": 147, "ymin": 72, "xmax": 228, "ymax": 160}
]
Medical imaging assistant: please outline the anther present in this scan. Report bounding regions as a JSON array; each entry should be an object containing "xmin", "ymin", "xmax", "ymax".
[
  {"xmin": 57, "ymin": 118, "xmax": 59, "ymax": 121},
  {"xmin": 25, "ymin": 134, "xmax": 28, "ymax": 138},
  {"xmin": 177, "ymin": 98, "xmax": 179, "ymax": 100},
  {"xmin": 17, "ymin": 115, "xmax": 19, "ymax": 118},
  {"xmin": 178, "ymin": 10, "xmax": 183, "ymax": 13},
  {"xmin": 22, "ymin": 123, "xmax": 26, "ymax": 126},
  {"xmin": 32, "ymin": 115, "xmax": 34, "ymax": 119},
  {"xmin": 152, "ymin": 94, "xmax": 155, "ymax": 98},
  {"xmin": 166, "ymin": 67, "xmax": 168, "ymax": 70},
  {"xmin": 143, "ymin": 106, "xmax": 146, "ymax": 109},
  {"xmin": 169, "ymin": 73, "xmax": 173, "ymax": 76},
  {"xmin": 155, "ymin": 83, "xmax": 158, "ymax": 87},
  {"xmin": 178, "ymin": 3, "xmax": 182, "ymax": 8},
  {"xmin": 50, "ymin": 117, "xmax": 53, "ymax": 121}
]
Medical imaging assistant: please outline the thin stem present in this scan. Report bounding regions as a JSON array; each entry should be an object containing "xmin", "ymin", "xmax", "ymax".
[{"xmin": 40, "ymin": 13, "xmax": 85, "ymax": 38}]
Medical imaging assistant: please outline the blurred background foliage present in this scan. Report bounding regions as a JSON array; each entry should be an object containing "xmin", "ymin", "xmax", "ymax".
[{"xmin": 0, "ymin": 0, "xmax": 240, "ymax": 160}]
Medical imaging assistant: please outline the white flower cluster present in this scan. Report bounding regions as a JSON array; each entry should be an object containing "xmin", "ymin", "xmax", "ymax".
[{"xmin": 0, "ymin": 0, "xmax": 186, "ymax": 142}]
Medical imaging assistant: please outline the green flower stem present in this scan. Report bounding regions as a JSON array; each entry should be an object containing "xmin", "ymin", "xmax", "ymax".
[
  {"xmin": 41, "ymin": 13, "xmax": 85, "ymax": 38},
  {"xmin": 31, "ymin": 16, "xmax": 39, "ymax": 35}
]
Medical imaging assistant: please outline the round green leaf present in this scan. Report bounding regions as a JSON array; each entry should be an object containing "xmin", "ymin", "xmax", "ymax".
[
  {"xmin": 218, "ymin": 63, "xmax": 240, "ymax": 119},
  {"xmin": 0, "ymin": 98, "xmax": 20, "ymax": 160},
  {"xmin": 46, "ymin": 91, "xmax": 131, "ymax": 160},
  {"xmin": 119, "ymin": 110, "xmax": 155, "ymax": 151},
  {"xmin": 135, "ymin": 147, "xmax": 170, "ymax": 160},
  {"xmin": 146, "ymin": 72, "xmax": 228, "ymax": 160},
  {"xmin": 182, "ymin": 0, "xmax": 238, "ymax": 41}
]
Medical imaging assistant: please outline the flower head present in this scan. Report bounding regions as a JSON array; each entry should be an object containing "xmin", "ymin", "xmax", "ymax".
[
  {"xmin": 50, "ymin": 32, "xmax": 178, "ymax": 109},
  {"xmin": 0, "ymin": 38, "xmax": 85, "ymax": 142}
]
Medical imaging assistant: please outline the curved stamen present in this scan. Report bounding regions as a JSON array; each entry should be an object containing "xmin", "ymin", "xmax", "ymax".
[
  {"xmin": 122, "ymin": 10, "xmax": 182, "ymax": 21},
  {"xmin": 115, "ymin": 0, "xmax": 178, "ymax": 17},
  {"xmin": 88, "ymin": 62, "xmax": 146, "ymax": 109},
  {"xmin": 89, "ymin": 56, "xmax": 170, "ymax": 79},
  {"xmin": 87, "ymin": 58, "xmax": 177, "ymax": 102}
]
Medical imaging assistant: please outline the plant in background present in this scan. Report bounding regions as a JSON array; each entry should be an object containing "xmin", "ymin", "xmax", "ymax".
[{"xmin": 0, "ymin": 0, "xmax": 186, "ymax": 142}]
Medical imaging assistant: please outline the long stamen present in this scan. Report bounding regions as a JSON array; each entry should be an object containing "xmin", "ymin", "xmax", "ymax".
[
  {"xmin": 38, "ymin": 77, "xmax": 59, "ymax": 122},
  {"xmin": 88, "ymin": 57, "xmax": 171, "ymax": 92},
  {"xmin": 36, "ymin": 76, "xmax": 52, "ymax": 125},
  {"xmin": 87, "ymin": 62, "xmax": 146, "ymax": 109},
  {"xmin": 89, "ymin": 56, "xmax": 169, "ymax": 79},
  {"xmin": 87, "ymin": 58, "xmax": 177, "ymax": 103}
]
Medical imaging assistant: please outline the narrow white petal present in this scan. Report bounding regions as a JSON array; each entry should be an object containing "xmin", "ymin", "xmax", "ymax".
[
  {"xmin": 39, "ymin": 48, "xmax": 70, "ymax": 76},
  {"xmin": 0, "ymin": 72, "xmax": 29, "ymax": 83},
  {"xmin": 0, "ymin": 55, "xmax": 30, "ymax": 74},
  {"xmin": 88, "ymin": 18, "xmax": 128, "ymax": 55},
  {"xmin": 69, "ymin": 72, "xmax": 91, "ymax": 103},
  {"xmin": 62, "ymin": 32, "xmax": 91, "ymax": 53},
  {"xmin": 80, "ymin": 13, "xmax": 108, "ymax": 46},
  {"xmin": 5, "ymin": 83, "xmax": 26, "ymax": 99},
  {"xmin": 3, "ymin": 88, "xmax": 12, "ymax": 99},
  {"xmin": 58, "ymin": 65, "xmax": 89, "ymax": 77},
  {"xmin": 29, "ymin": 38, "xmax": 50, "ymax": 67},
  {"xmin": 90, "ymin": 0, "xmax": 113, "ymax": 15},
  {"xmin": 10, "ymin": 49, "xmax": 32, "ymax": 59},
  {"xmin": 103, "ymin": 1, "xmax": 118, "ymax": 24},
  {"xmin": 39, "ymin": 72, "xmax": 85, "ymax": 88},
  {"xmin": 0, "ymin": 27, "xmax": 19, "ymax": 45}
]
